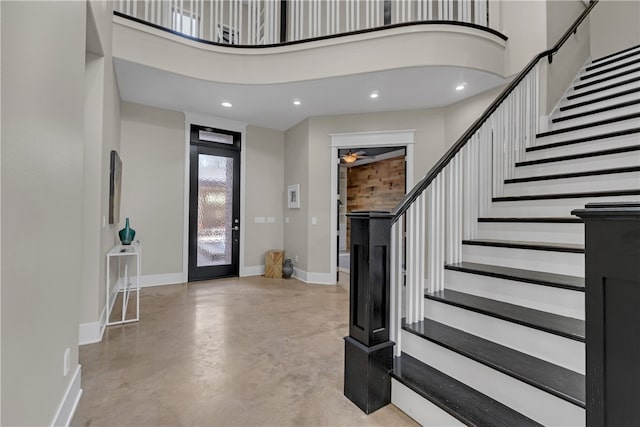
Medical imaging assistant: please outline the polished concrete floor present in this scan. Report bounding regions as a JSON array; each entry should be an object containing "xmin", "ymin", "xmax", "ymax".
[{"xmin": 72, "ymin": 275, "xmax": 417, "ymax": 426}]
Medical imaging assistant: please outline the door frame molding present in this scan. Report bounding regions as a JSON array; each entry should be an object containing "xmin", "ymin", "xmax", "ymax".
[
  {"xmin": 183, "ymin": 112, "xmax": 247, "ymax": 283},
  {"xmin": 329, "ymin": 129, "xmax": 416, "ymax": 286},
  {"xmin": 329, "ymin": 130, "xmax": 415, "ymax": 284}
]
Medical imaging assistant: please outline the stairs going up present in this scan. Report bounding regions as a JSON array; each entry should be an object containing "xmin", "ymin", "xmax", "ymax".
[{"xmin": 391, "ymin": 45, "xmax": 640, "ymax": 426}]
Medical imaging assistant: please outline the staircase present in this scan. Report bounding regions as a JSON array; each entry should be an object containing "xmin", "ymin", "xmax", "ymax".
[{"xmin": 390, "ymin": 45, "xmax": 640, "ymax": 426}]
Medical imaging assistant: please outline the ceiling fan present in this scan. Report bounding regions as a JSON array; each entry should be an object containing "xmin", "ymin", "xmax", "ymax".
[{"xmin": 340, "ymin": 150, "xmax": 369, "ymax": 164}]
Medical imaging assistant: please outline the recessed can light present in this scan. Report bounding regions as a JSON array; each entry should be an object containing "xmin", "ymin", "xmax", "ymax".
[
  {"xmin": 293, "ymin": 100, "xmax": 302, "ymax": 106},
  {"xmin": 221, "ymin": 101, "xmax": 232, "ymax": 108},
  {"xmin": 370, "ymin": 91, "xmax": 379, "ymax": 99},
  {"xmin": 455, "ymin": 84, "xmax": 465, "ymax": 91}
]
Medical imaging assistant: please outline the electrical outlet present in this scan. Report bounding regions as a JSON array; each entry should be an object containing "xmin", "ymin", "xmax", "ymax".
[
  {"xmin": 294, "ymin": 255, "xmax": 299, "ymax": 263},
  {"xmin": 102, "ymin": 216, "xmax": 106, "ymax": 228},
  {"xmin": 63, "ymin": 348, "xmax": 70, "ymax": 376}
]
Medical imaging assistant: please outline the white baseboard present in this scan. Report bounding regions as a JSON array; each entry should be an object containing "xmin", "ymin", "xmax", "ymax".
[
  {"xmin": 293, "ymin": 268, "xmax": 336, "ymax": 285},
  {"xmin": 140, "ymin": 272, "xmax": 185, "ymax": 288},
  {"xmin": 78, "ymin": 303, "xmax": 108, "ymax": 345},
  {"xmin": 241, "ymin": 265, "xmax": 265, "ymax": 277},
  {"xmin": 51, "ymin": 365, "xmax": 82, "ymax": 427}
]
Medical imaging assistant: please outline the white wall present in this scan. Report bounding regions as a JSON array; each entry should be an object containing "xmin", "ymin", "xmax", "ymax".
[
  {"xmin": 590, "ymin": 0, "xmax": 640, "ymax": 59},
  {"xmin": 1, "ymin": 1, "xmax": 85, "ymax": 424},
  {"xmin": 444, "ymin": 86, "xmax": 505, "ymax": 146},
  {"xmin": 120, "ymin": 102, "xmax": 185, "ymax": 276}
]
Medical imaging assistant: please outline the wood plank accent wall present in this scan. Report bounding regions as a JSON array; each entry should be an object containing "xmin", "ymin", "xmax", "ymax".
[{"xmin": 347, "ymin": 156, "xmax": 406, "ymax": 247}]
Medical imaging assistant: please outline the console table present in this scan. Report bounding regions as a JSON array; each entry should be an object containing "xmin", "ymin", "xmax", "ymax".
[{"xmin": 106, "ymin": 244, "xmax": 141, "ymax": 325}]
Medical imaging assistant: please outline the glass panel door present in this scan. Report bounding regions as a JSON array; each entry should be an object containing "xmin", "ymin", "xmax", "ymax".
[{"xmin": 189, "ymin": 126, "xmax": 241, "ymax": 281}]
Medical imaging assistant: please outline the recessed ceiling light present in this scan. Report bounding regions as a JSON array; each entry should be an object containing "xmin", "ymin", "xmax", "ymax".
[
  {"xmin": 293, "ymin": 99, "xmax": 302, "ymax": 106},
  {"xmin": 221, "ymin": 101, "xmax": 232, "ymax": 108},
  {"xmin": 455, "ymin": 84, "xmax": 465, "ymax": 91},
  {"xmin": 370, "ymin": 91, "xmax": 379, "ymax": 99}
]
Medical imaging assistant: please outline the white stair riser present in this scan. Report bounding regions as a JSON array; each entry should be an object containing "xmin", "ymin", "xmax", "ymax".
[
  {"xmin": 556, "ymin": 91, "xmax": 640, "ymax": 117},
  {"xmin": 526, "ymin": 133, "xmax": 640, "ymax": 161},
  {"xmin": 445, "ymin": 270, "xmax": 584, "ymax": 319},
  {"xmin": 462, "ymin": 244, "xmax": 584, "ymax": 276},
  {"xmin": 563, "ymin": 80, "xmax": 640, "ymax": 107},
  {"xmin": 391, "ymin": 379, "xmax": 465, "ymax": 427},
  {"xmin": 488, "ymin": 194, "xmax": 640, "ymax": 217},
  {"xmin": 550, "ymin": 104, "xmax": 640, "ymax": 130},
  {"xmin": 423, "ymin": 298, "xmax": 585, "ymax": 373},
  {"xmin": 402, "ymin": 331, "xmax": 586, "ymax": 427},
  {"xmin": 533, "ymin": 118, "xmax": 640, "ymax": 146},
  {"xmin": 477, "ymin": 221, "xmax": 583, "ymax": 245},
  {"xmin": 502, "ymin": 171, "xmax": 640, "ymax": 197},
  {"xmin": 579, "ymin": 62, "xmax": 640, "ymax": 84},
  {"xmin": 515, "ymin": 150, "xmax": 640, "ymax": 177},
  {"xmin": 569, "ymin": 70, "xmax": 640, "ymax": 95}
]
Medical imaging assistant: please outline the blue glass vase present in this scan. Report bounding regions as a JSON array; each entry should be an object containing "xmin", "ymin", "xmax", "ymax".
[{"xmin": 119, "ymin": 218, "xmax": 136, "ymax": 245}]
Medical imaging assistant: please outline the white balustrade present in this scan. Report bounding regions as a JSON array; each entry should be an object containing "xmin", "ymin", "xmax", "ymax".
[{"xmin": 115, "ymin": 0, "xmax": 496, "ymax": 45}]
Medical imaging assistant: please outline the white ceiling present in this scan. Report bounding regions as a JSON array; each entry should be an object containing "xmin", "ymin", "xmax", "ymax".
[{"xmin": 114, "ymin": 58, "xmax": 506, "ymax": 131}]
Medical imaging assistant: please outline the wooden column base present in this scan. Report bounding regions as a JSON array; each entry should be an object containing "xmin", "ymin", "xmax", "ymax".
[{"xmin": 343, "ymin": 336, "xmax": 394, "ymax": 414}]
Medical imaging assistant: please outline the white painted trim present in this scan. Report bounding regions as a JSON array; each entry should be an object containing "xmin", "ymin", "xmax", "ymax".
[
  {"xmin": 392, "ymin": 379, "xmax": 464, "ymax": 427},
  {"xmin": 293, "ymin": 267, "xmax": 335, "ymax": 285},
  {"xmin": 140, "ymin": 272, "xmax": 185, "ymax": 287},
  {"xmin": 50, "ymin": 365, "xmax": 82, "ymax": 427},
  {"xmin": 329, "ymin": 130, "xmax": 415, "ymax": 284},
  {"xmin": 78, "ymin": 303, "xmax": 107, "ymax": 345},
  {"xmin": 183, "ymin": 112, "xmax": 248, "ymax": 283},
  {"xmin": 240, "ymin": 265, "xmax": 265, "ymax": 276}
]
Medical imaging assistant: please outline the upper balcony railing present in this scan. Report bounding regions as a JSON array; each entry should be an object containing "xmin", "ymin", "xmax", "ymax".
[{"xmin": 114, "ymin": 0, "xmax": 499, "ymax": 47}]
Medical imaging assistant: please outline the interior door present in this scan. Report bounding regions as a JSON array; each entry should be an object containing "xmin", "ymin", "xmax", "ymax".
[{"xmin": 188, "ymin": 125, "xmax": 241, "ymax": 281}]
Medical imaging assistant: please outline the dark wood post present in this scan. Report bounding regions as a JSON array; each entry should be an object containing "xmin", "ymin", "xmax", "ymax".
[
  {"xmin": 572, "ymin": 202, "xmax": 640, "ymax": 427},
  {"xmin": 343, "ymin": 211, "xmax": 394, "ymax": 414}
]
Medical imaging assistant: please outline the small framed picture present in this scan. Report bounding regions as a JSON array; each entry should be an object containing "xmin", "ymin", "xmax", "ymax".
[{"xmin": 287, "ymin": 184, "xmax": 300, "ymax": 209}]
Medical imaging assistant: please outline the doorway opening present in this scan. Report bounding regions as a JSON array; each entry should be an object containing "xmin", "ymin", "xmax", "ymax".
[
  {"xmin": 337, "ymin": 147, "xmax": 406, "ymax": 282},
  {"xmin": 188, "ymin": 124, "xmax": 241, "ymax": 281}
]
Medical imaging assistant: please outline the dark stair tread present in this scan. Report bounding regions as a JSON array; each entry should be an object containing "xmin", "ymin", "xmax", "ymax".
[
  {"xmin": 403, "ymin": 318, "xmax": 585, "ymax": 407},
  {"xmin": 586, "ymin": 48, "xmax": 640, "ymax": 71},
  {"xmin": 517, "ymin": 145, "xmax": 640, "ymax": 166},
  {"xmin": 493, "ymin": 188, "xmax": 640, "ymax": 202},
  {"xmin": 591, "ymin": 44, "xmax": 640, "ymax": 64},
  {"xmin": 567, "ymin": 77, "xmax": 640, "ymax": 100},
  {"xmin": 568, "ymin": 76, "xmax": 640, "ymax": 100},
  {"xmin": 391, "ymin": 353, "xmax": 543, "ymax": 427},
  {"xmin": 478, "ymin": 217, "xmax": 582, "ymax": 223},
  {"xmin": 462, "ymin": 239, "xmax": 584, "ymax": 253},
  {"xmin": 504, "ymin": 165, "xmax": 640, "ymax": 184},
  {"xmin": 580, "ymin": 57, "xmax": 640, "ymax": 81},
  {"xmin": 574, "ymin": 67, "xmax": 640, "ymax": 91},
  {"xmin": 445, "ymin": 261, "xmax": 585, "ymax": 291},
  {"xmin": 536, "ymin": 112, "xmax": 640, "ymax": 138},
  {"xmin": 552, "ymin": 99, "xmax": 640, "ymax": 123},
  {"xmin": 424, "ymin": 289, "xmax": 585, "ymax": 341},
  {"xmin": 529, "ymin": 127, "xmax": 640, "ymax": 152},
  {"xmin": 561, "ymin": 87, "xmax": 640, "ymax": 111}
]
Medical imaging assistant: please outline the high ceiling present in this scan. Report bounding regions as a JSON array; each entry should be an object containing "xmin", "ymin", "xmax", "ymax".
[{"xmin": 114, "ymin": 58, "xmax": 507, "ymax": 131}]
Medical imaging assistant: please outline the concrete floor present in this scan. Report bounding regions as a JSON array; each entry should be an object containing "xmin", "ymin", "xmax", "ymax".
[{"xmin": 72, "ymin": 276, "xmax": 417, "ymax": 426}]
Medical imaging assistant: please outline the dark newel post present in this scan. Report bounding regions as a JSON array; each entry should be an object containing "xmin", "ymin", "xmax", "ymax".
[
  {"xmin": 343, "ymin": 211, "xmax": 394, "ymax": 414},
  {"xmin": 280, "ymin": 0, "xmax": 288, "ymax": 43},
  {"xmin": 572, "ymin": 202, "xmax": 640, "ymax": 427}
]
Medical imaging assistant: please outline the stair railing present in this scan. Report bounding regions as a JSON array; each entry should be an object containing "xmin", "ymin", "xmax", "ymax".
[
  {"xmin": 113, "ymin": 0, "xmax": 500, "ymax": 46},
  {"xmin": 387, "ymin": 0, "xmax": 599, "ymax": 355}
]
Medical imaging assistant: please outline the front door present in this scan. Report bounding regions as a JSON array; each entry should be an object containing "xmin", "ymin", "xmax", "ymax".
[{"xmin": 188, "ymin": 125, "xmax": 241, "ymax": 281}]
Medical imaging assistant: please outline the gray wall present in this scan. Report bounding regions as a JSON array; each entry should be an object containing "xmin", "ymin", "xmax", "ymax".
[
  {"xmin": 1, "ymin": 1, "xmax": 85, "ymax": 424},
  {"xmin": 120, "ymin": 102, "xmax": 185, "ymax": 276},
  {"xmin": 244, "ymin": 125, "xmax": 285, "ymax": 267},
  {"xmin": 590, "ymin": 0, "xmax": 640, "ymax": 59},
  {"xmin": 119, "ymin": 104, "xmax": 286, "ymax": 277}
]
